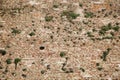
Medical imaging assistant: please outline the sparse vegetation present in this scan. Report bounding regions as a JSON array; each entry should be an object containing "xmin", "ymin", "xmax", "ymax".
[
  {"xmin": 61, "ymin": 11, "xmax": 79, "ymax": 20},
  {"xmin": 29, "ymin": 32, "xmax": 35, "ymax": 36},
  {"xmin": 92, "ymin": 28, "xmax": 97, "ymax": 32},
  {"xmin": 99, "ymin": 23, "xmax": 119, "ymax": 35},
  {"xmin": 0, "ymin": 66, "xmax": 3, "ymax": 69},
  {"xmin": 0, "ymin": 49, "xmax": 7, "ymax": 56},
  {"xmin": 61, "ymin": 67, "xmax": 66, "ymax": 71},
  {"xmin": 61, "ymin": 67, "xmax": 74, "ymax": 73},
  {"xmin": 97, "ymin": 67, "xmax": 103, "ymax": 71},
  {"xmin": 46, "ymin": 65, "xmax": 50, "ymax": 70},
  {"xmin": 39, "ymin": 46, "xmax": 45, "ymax": 50},
  {"xmin": 22, "ymin": 68, "xmax": 27, "ymax": 71},
  {"xmin": 14, "ymin": 58, "xmax": 21, "ymax": 69},
  {"xmin": 96, "ymin": 63, "xmax": 103, "ymax": 71},
  {"xmin": 102, "ymin": 36, "xmax": 114, "ymax": 40},
  {"xmin": 87, "ymin": 32, "xmax": 94, "ymax": 37},
  {"xmin": 0, "ymin": 24, "xmax": 3, "ymax": 27},
  {"xmin": 22, "ymin": 74, "xmax": 27, "ymax": 78},
  {"xmin": 79, "ymin": 3, "xmax": 83, "ymax": 7},
  {"xmin": 41, "ymin": 70, "xmax": 46, "ymax": 74},
  {"xmin": 65, "ymin": 68, "xmax": 74, "ymax": 73},
  {"xmin": 11, "ymin": 72, "xmax": 16, "ymax": 76},
  {"xmin": 11, "ymin": 28, "xmax": 21, "ymax": 34},
  {"xmin": 112, "ymin": 26, "xmax": 119, "ymax": 31},
  {"xmin": 53, "ymin": 5, "xmax": 59, "ymax": 8},
  {"xmin": 45, "ymin": 16, "xmax": 53, "ymax": 22},
  {"xmin": 96, "ymin": 63, "xmax": 100, "ymax": 66},
  {"xmin": 6, "ymin": 59, "xmax": 12, "ymax": 64},
  {"xmin": 60, "ymin": 52, "xmax": 66, "ymax": 57},
  {"xmin": 99, "ymin": 23, "xmax": 112, "ymax": 35},
  {"xmin": 0, "ymin": 0, "xmax": 119, "ymax": 79},
  {"xmin": 84, "ymin": 12, "xmax": 94, "ymax": 18},
  {"xmin": 80, "ymin": 68, "xmax": 85, "ymax": 72},
  {"xmin": 101, "ymin": 48, "xmax": 111, "ymax": 61}
]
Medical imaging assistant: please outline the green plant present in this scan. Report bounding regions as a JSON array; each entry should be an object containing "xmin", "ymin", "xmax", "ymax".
[
  {"xmin": 39, "ymin": 46, "xmax": 45, "ymax": 50},
  {"xmin": 53, "ymin": 5, "xmax": 59, "ymax": 8},
  {"xmin": 22, "ymin": 74, "xmax": 27, "ymax": 78},
  {"xmin": 45, "ymin": 16, "xmax": 53, "ymax": 22},
  {"xmin": 29, "ymin": 32, "xmax": 35, "ymax": 36},
  {"xmin": 112, "ymin": 26, "xmax": 119, "ymax": 31},
  {"xmin": 96, "ymin": 63, "xmax": 100, "ymax": 66},
  {"xmin": 110, "ymin": 32, "xmax": 114, "ymax": 36},
  {"xmin": 101, "ymin": 48, "xmax": 111, "ymax": 61},
  {"xmin": 0, "ymin": 66, "xmax": 2, "ymax": 69},
  {"xmin": 102, "ymin": 24, "xmax": 112, "ymax": 31},
  {"xmin": 99, "ymin": 30, "xmax": 106, "ymax": 35},
  {"xmin": 87, "ymin": 32, "xmax": 94, "ymax": 37},
  {"xmin": 14, "ymin": 58, "xmax": 21, "ymax": 69},
  {"xmin": 80, "ymin": 68, "xmax": 85, "ymax": 72},
  {"xmin": 0, "ymin": 49, "xmax": 6, "ymax": 55},
  {"xmin": 60, "ymin": 52, "xmax": 66, "ymax": 57},
  {"xmin": 101, "ymin": 51, "xmax": 108, "ymax": 61},
  {"xmin": 64, "ymin": 68, "xmax": 74, "ymax": 73},
  {"xmin": 6, "ymin": 59, "xmax": 12, "ymax": 64},
  {"xmin": 46, "ymin": 65, "xmax": 50, "ymax": 70},
  {"xmin": 69, "ymin": 68, "xmax": 74, "ymax": 73},
  {"xmin": 61, "ymin": 11, "xmax": 79, "ymax": 19},
  {"xmin": 0, "ymin": 24, "xmax": 3, "ymax": 27},
  {"xmin": 107, "ymin": 48, "xmax": 111, "ymax": 51},
  {"xmin": 22, "ymin": 68, "xmax": 27, "ymax": 71},
  {"xmin": 11, "ymin": 72, "xmax": 16, "ymax": 76},
  {"xmin": 41, "ymin": 70, "xmax": 46, "ymax": 74},
  {"xmin": 84, "ymin": 12, "xmax": 94, "ymax": 18},
  {"xmin": 102, "ymin": 36, "xmax": 113, "ymax": 40},
  {"xmin": 82, "ymin": 21, "xmax": 88, "ymax": 25},
  {"xmin": 113, "ymin": 15, "xmax": 117, "ymax": 18},
  {"xmin": 99, "ymin": 23, "xmax": 112, "ymax": 35},
  {"xmin": 62, "ymin": 67, "xmax": 74, "ymax": 73},
  {"xmin": 79, "ymin": 3, "xmax": 83, "ymax": 7},
  {"xmin": 11, "ymin": 28, "xmax": 21, "ymax": 34},
  {"xmin": 92, "ymin": 28, "xmax": 97, "ymax": 32},
  {"xmin": 104, "ymin": 13, "xmax": 108, "ymax": 17},
  {"xmin": 61, "ymin": 67, "xmax": 66, "ymax": 71},
  {"xmin": 97, "ymin": 67, "xmax": 103, "ymax": 71}
]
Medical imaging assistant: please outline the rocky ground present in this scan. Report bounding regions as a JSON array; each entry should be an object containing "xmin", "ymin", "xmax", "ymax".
[{"xmin": 0, "ymin": 0, "xmax": 120, "ymax": 80}]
